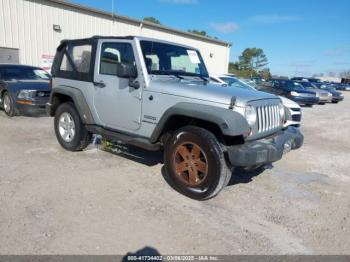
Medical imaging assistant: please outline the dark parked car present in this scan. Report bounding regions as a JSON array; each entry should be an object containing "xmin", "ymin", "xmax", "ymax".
[
  {"xmin": 291, "ymin": 77, "xmax": 322, "ymax": 84},
  {"xmin": 260, "ymin": 80, "xmax": 320, "ymax": 106},
  {"xmin": 0, "ymin": 64, "xmax": 51, "ymax": 117},
  {"xmin": 337, "ymin": 83, "xmax": 350, "ymax": 91}
]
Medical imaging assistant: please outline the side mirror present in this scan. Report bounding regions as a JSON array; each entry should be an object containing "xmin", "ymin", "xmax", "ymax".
[{"xmin": 116, "ymin": 62, "xmax": 138, "ymax": 79}]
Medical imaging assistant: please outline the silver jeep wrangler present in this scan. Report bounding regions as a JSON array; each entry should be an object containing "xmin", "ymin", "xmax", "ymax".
[{"xmin": 47, "ymin": 36, "xmax": 303, "ymax": 200}]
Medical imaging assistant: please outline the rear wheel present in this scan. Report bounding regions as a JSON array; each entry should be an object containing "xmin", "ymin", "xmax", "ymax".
[
  {"xmin": 2, "ymin": 91, "xmax": 16, "ymax": 117},
  {"xmin": 164, "ymin": 126, "xmax": 231, "ymax": 200},
  {"xmin": 54, "ymin": 102, "xmax": 91, "ymax": 151}
]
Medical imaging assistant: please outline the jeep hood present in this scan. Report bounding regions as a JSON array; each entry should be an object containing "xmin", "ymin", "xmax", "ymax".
[{"xmin": 148, "ymin": 78, "xmax": 279, "ymax": 107}]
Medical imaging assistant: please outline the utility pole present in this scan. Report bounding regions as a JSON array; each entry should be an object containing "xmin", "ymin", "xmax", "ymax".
[{"xmin": 112, "ymin": 0, "xmax": 115, "ymax": 21}]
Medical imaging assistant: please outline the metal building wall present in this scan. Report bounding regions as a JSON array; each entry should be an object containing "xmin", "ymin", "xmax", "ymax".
[{"xmin": 0, "ymin": 0, "xmax": 230, "ymax": 74}]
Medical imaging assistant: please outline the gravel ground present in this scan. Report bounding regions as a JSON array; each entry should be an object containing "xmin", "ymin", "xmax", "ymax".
[{"xmin": 0, "ymin": 93, "xmax": 349, "ymax": 255}]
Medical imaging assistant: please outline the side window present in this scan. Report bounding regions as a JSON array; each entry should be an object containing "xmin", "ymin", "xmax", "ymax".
[
  {"xmin": 273, "ymin": 81, "xmax": 281, "ymax": 88},
  {"xmin": 100, "ymin": 42, "xmax": 136, "ymax": 76},
  {"xmin": 59, "ymin": 44, "xmax": 92, "ymax": 73}
]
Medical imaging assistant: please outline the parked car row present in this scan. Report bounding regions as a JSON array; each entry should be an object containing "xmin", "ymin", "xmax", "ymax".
[
  {"xmin": 209, "ymin": 74, "xmax": 346, "ymax": 130},
  {"xmin": 291, "ymin": 77, "xmax": 350, "ymax": 91},
  {"xmin": 268, "ymin": 78, "xmax": 345, "ymax": 106}
]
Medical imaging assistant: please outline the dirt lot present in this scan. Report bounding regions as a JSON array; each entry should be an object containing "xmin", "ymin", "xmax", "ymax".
[{"xmin": 0, "ymin": 93, "xmax": 349, "ymax": 255}]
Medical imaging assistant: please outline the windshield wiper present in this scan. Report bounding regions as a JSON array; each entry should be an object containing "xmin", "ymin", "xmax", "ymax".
[
  {"xmin": 175, "ymin": 73, "xmax": 209, "ymax": 83},
  {"xmin": 169, "ymin": 74, "xmax": 184, "ymax": 80},
  {"xmin": 153, "ymin": 71, "xmax": 184, "ymax": 80},
  {"xmin": 198, "ymin": 75, "xmax": 209, "ymax": 83}
]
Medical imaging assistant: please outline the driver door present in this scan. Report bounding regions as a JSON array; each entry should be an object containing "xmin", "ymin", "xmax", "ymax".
[{"xmin": 93, "ymin": 40, "xmax": 143, "ymax": 131}]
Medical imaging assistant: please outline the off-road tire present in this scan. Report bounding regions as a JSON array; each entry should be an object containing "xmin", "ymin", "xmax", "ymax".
[
  {"xmin": 54, "ymin": 102, "xmax": 91, "ymax": 151},
  {"xmin": 164, "ymin": 126, "xmax": 231, "ymax": 200}
]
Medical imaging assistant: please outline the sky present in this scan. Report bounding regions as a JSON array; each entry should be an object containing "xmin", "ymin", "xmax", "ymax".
[{"xmin": 70, "ymin": 0, "xmax": 350, "ymax": 77}]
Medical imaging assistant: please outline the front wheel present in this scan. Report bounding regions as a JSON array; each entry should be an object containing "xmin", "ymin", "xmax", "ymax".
[
  {"xmin": 164, "ymin": 126, "xmax": 231, "ymax": 200},
  {"xmin": 54, "ymin": 102, "xmax": 91, "ymax": 151},
  {"xmin": 2, "ymin": 91, "xmax": 16, "ymax": 117}
]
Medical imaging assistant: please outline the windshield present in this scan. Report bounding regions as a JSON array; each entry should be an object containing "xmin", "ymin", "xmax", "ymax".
[
  {"xmin": 220, "ymin": 77, "xmax": 256, "ymax": 90},
  {"xmin": 300, "ymin": 81, "xmax": 316, "ymax": 88},
  {"xmin": 1, "ymin": 67, "xmax": 51, "ymax": 80},
  {"xmin": 140, "ymin": 40, "xmax": 208, "ymax": 77},
  {"xmin": 287, "ymin": 81, "xmax": 305, "ymax": 89}
]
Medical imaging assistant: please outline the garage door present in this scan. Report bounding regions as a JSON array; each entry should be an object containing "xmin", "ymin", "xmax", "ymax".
[{"xmin": 0, "ymin": 47, "xmax": 19, "ymax": 64}]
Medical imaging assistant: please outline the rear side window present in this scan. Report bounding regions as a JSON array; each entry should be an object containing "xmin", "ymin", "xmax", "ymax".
[
  {"xmin": 72, "ymin": 45, "xmax": 92, "ymax": 73},
  {"xmin": 100, "ymin": 42, "xmax": 135, "ymax": 76},
  {"xmin": 60, "ymin": 45, "xmax": 92, "ymax": 73},
  {"xmin": 60, "ymin": 54, "xmax": 73, "ymax": 72},
  {"xmin": 52, "ymin": 39, "xmax": 96, "ymax": 82}
]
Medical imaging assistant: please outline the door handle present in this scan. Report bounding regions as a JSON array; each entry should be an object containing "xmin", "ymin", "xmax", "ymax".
[{"xmin": 93, "ymin": 81, "xmax": 106, "ymax": 88}]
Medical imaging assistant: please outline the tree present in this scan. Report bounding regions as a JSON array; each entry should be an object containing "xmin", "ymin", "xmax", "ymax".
[
  {"xmin": 187, "ymin": 29, "xmax": 218, "ymax": 39},
  {"xmin": 238, "ymin": 48, "xmax": 268, "ymax": 71},
  {"xmin": 259, "ymin": 68, "xmax": 271, "ymax": 80},
  {"xmin": 187, "ymin": 29, "xmax": 208, "ymax": 36},
  {"xmin": 229, "ymin": 48, "xmax": 270, "ymax": 78},
  {"xmin": 143, "ymin": 16, "xmax": 161, "ymax": 25},
  {"xmin": 228, "ymin": 62, "xmax": 239, "ymax": 72}
]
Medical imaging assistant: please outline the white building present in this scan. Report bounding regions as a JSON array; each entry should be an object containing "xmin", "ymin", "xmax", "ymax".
[
  {"xmin": 0, "ymin": 0, "xmax": 231, "ymax": 74},
  {"xmin": 317, "ymin": 76, "xmax": 341, "ymax": 83}
]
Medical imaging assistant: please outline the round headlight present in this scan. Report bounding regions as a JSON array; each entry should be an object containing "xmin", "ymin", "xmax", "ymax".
[{"xmin": 245, "ymin": 105, "xmax": 257, "ymax": 126}]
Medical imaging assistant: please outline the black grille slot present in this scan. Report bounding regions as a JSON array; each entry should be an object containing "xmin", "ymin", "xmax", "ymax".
[
  {"xmin": 292, "ymin": 114, "xmax": 301, "ymax": 121},
  {"xmin": 36, "ymin": 91, "xmax": 50, "ymax": 98}
]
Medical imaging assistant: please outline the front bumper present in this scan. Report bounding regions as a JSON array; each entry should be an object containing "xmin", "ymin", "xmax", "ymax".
[
  {"xmin": 227, "ymin": 126, "xmax": 303, "ymax": 167},
  {"xmin": 291, "ymin": 96, "xmax": 320, "ymax": 105},
  {"xmin": 332, "ymin": 96, "xmax": 344, "ymax": 102},
  {"xmin": 15, "ymin": 99, "xmax": 49, "ymax": 115},
  {"xmin": 319, "ymin": 96, "xmax": 332, "ymax": 103}
]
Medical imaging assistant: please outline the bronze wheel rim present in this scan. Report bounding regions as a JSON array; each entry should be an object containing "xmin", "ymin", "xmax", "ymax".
[{"xmin": 173, "ymin": 142, "xmax": 208, "ymax": 186}]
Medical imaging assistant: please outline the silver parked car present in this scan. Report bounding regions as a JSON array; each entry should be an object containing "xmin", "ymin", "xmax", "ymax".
[{"xmin": 47, "ymin": 36, "xmax": 303, "ymax": 200}]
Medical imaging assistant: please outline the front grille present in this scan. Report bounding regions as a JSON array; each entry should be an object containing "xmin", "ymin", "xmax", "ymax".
[
  {"xmin": 301, "ymin": 93, "xmax": 315, "ymax": 97},
  {"xmin": 35, "ymin": 91, "xmax": 50, "ymax": 98},
  {"xmin": 256, "ymin": 104, "xmax": 281, "ymax": 133},
  {"xmin": 292, "ymin": 114, "xmax": 301, "ymax": 122},
  {"xmin": 320, "ymin": 93, "xmax": 328, "ymax": 98}
]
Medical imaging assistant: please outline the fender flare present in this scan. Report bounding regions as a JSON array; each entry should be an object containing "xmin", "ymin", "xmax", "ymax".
[
  {"xmin": 49, "ymin": 86, "xmax": 95, "ymax": 124},
  {"xmin": 150, "ymin": 102, "xmax": 250, "ymax": 143}
]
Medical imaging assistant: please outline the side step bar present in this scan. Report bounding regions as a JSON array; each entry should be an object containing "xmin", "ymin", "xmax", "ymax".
[{"xmin": 86, "ymin": 125, "xmax": 161, "ymax": 151}]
